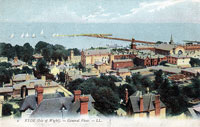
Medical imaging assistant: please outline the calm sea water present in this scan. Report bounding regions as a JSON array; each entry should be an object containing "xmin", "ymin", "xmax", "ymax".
[{"xmin": 0, "ymin": 23, "xmax": 200, "ymax": 49}]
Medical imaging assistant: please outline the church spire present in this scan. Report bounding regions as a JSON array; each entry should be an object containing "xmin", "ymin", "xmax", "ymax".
[{"xmin": 169, "ymin": 34, "xmax": 174, "ymax": 44}]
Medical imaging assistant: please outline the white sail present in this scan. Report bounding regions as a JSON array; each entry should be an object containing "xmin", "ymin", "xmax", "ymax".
[
  {"xmin": 40, "ymin": 29, "xmax": 44, "ymax": 35},
  {"xmin": 21, "ymin": 33, "xmax": 25, "ymax": 38},
  {"xmin": 25, "ymin": 33, "xmax": 29, "ymax": 38},
  {"xmin": 32, "ymin": 34, "xmax": 36, "ymax": 38},
  {"xmin": 52, "ymin": 33, "xmax": 56, "ymax": 37},
  {"xmin": 10, "ymin": 34, "xmax": 14, "ymax": 38}
]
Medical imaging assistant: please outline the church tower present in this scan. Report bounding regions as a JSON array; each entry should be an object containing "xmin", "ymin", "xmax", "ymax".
[{"xmin": 169, "ymin": 34, "xmax": 174, "ymax": 45}]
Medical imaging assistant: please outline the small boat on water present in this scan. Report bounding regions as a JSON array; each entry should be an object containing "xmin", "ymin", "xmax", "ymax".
[
  {"xmin": 25, "ymin": 33, "xmax": 29, "ymax": 38},
  {"xmin": 21, "ymin": 33, "xmax": 25, "ymax": 38},
  {"xmin": 32, "ymin": 33, "xmax": 36, "ymax": 38},
  {"xmin": 52, "ymin": 33, "xmax": 56, "ymax": 37},
  {"xmin": 40, "ymin": 29, "xmax": 44, "ymax": 35},
  {"xmin": 10, "ymin": 33, "xmax": 14, "ymax": 38}
]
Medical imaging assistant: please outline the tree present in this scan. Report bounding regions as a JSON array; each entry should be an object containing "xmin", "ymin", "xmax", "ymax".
[
  {"xmin": 154, "ymin": 70, "xmax": 165, "ymax": 89},
  {"xmin": 58, "ymin": 72, "xmax": 66, "ymax": 83},
  {"xmin": 2, "ymin": 103, "xmax": 13, "ymax": 116},
  {"xmin": 67, "ymin": 76, "xmax": 121, "ymax": 115},
  {"xmin": 92, "ymin": 87, "xmax": 120, "ymax": 115},
  {"xmin": 22, "ymin": 43, "xmax": 34, "ymax": 63},
  {"xmin": 36, "ymin": 59, "xmax": 49, "ymax": 75},
  {"xmin": 190, "ymin": 58, "xmax": 200, "ymax": 67},
  {"xmin": 0, "ymin": 62, "xmax": 12, "ymax": 68}
]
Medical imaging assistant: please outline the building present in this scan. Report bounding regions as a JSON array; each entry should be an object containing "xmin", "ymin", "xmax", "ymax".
[
  {"xmin": 126, "ymin": 91, "xmax": 166, "ymax": 118},
  {"xmin": 112, "ymin": 59, "xmax": 134, "ymax": 70},
  {"xmin": 154, "ymin": 44, "xmax": 176, "ymax": 55},
  {"xmin": 135, "ymin": 53, "xmax": 167, "ymax": 67},
  {"xmin": 181, "ymin": 67, "xmax": 200, "ymax": 77},
  {"xmin": 68, "ymin": 50, "xmax": 81, "ymax": 64},
  {"xmin": 0, "ymin": 57, "xmax": 8, "ymax": 63},
  {"xmin": 187, "ymin": 103, "xmax": 200, "ymax": 118},
  {"xmin": 81, "ymin": 49, "xmax": 111, "ymax": 67},
  {"xmin": 0, "ymin": 96, "xmax": 4, "ymax": 118},
  {"xmin": 20, "ymin": 89, "xmax": 98, "ymax": 117},
  {"xmin": 116, "ymin": 68, "xmax": 131, "ymax": 79},
  {"xmin": 11, "ymin": 73, "xmax": 36, "ymax": 85},
  {"xmin": 9, "ymin": 57, "xmax": 26, "ymax": 69},
  {"xmin": 94, "ymin": 61, "xmax": 111, "ymax": 73},
  {"xmin": 0, "ymin": 77, "xmax": 72, "ymax": 99},
  {"xmin": 167, "ymin": 55, "xmax": 191, "ymax": 67},
  {"xmin": 149, "ymin": 66, "xmax": 182, "ymax": 74},
  {"xmin": 49, "ymin": 65, "xmax": 60, "ymax": 76}
]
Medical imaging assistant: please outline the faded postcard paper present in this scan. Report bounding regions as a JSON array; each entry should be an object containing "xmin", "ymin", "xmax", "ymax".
[{"xmin": 0, "ymin": 0, "xmax": 200, "ymax": 127}]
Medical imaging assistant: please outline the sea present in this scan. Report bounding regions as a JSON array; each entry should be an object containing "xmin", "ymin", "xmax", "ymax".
[{"xmin": 0, "ymin": 23, "xmax": 200, "ymax": 49}]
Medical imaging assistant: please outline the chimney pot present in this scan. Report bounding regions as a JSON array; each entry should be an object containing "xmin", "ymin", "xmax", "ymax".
[
  {"xmin": 80, "ymin": 96, "xmax": 89, "ymax": 115},
  {"xmin": 125, "ymin": 88, "xmax": 128, "ymax": 104},
  {"xmin": 35, "ymin": 86, "xmax": 44, "ymax": 105},
  {"xmin": 140, "ymin": 95, "xmax": 144, "ymax": 112},
  {"xmin": 155, "ymin": 95, "xmax": 161, "ymax": 116}
]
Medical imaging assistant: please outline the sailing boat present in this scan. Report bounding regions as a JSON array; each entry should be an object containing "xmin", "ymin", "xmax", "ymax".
[
  {"xmin": 21, "ymin": 33, "xmax": 25, "ymax": 38},
  {"xmin": 52, "ymin": 33, "xmax": 56, "ymax": 37},
  {"xmin": 32, "ymin": 33, "xmax": 36, "ymax": 38},
  {"xmin": 40, "ymin": 29, "xmax": 44, "ymax": 35},
  {"xmin": 10, "ymin": 33, "xmax": 14, "ymax": 38},
  {"xmin": 25, "ymin": 33, "xmax": 29, "ymax": 38}
]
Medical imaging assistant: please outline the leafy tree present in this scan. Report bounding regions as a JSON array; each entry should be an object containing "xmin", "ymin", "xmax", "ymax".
[
  {"xmin": 21, "ymin": 66, "xmax": 33, "ymax": 74},
  {"xmin": 92, "ymin": 87, "xmax": 120, "ymax": 115},
  {"xmin": 0, "ymin": 62, "xmax": 12, "ymax": 68},
  {"xmin": 58, "ymin": 72, "xmax": 66, "ymax": 83},
  {"xmin": 154, "ymin": 70, "xmax": 165, "ymax": 89},
  {"xmin": 67, "ymin": 76, "xmax": 120, "ymax": 115},
  {"xmin": 22, "ymin": 43, "xmax": 34, "ymax": 63},
  {"xmin": 2, "ymin": 103, "xmax": 13, "ymax": 116},
  {"xmin": 158, "ymin": 78, "xmax": 188, "ymax": 115},
  {"xmin": 190, "ymin": 58, "xmax": 200, "ymax": 67},
  {"xmin": 36, "ymin": 59, "xmax": 49, "ymax": 75}
]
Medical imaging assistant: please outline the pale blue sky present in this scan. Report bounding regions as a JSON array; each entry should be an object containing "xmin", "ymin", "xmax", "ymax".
[{"xmin": 0, "ymin": 0, "xmax": 200, "ymax": 23}]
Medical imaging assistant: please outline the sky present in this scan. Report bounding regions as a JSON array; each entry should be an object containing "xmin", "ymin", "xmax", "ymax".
[{"xmin": 0, "ymin": 0, "xmax": 200, "ymax": 23}]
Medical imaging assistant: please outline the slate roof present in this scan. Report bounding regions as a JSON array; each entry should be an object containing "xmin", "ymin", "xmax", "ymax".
[
  {"xmin": 94, "ymin": 61, "xmax": 104, "ymax": 66},
  {"xmin": 12, "ymin": 74, "xmax": 36, "ymax": 82},
  {"xmin": 154, "ymin": 44, "xmax": 176, "ymax": 51},
  {"xmin": 20, "ymin": 93, "xmax": 96, "ymax": 118},
  {"xmin": 31, "ymin": 97, "xmax": 74, "ymax": 118},
  {"xmin": 149, "ymin": 66, "xmax": 181, "ymax": 74},
  {"xmin": 129, "ymin": 91, "xmax": 166, "ymax": 113},
  {"xmin": 20, "ymin": 93, "xmax": 63, "ymax": 111},
  {"xmin": 84, "ymin": 49, "xmax": 111, "ymax": 56},
  {"xmin": 9, "ymin": 59, "xmax": 25, "ymax": 67},
  {"xmin": 13, "ymin": 79, "xmax": 58, "ymax": 89},
  {"xmin": 0, "ymin": 87, "xmax": 13, "ymax": 93},
  {"xmin": 188, "ymin": 103, "xmax": 200, "ymax": 118},
  {"xmin": 118, "ymin": 68, "xmax": 130, "ymax": 73},
  {"xmin": 113, "ymin": 59, "xmax": 132, "ymax": 63}
]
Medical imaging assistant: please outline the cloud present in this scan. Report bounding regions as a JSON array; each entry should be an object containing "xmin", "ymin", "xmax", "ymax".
[
  {"xmin": 0, "ymin": 0, "xmax": 199, "ymax": 23},
  {"xmin": 81, "ymin": 6, "xmax": 111, "ymax": 22},
  {"xmin": 109, "ymin": 0, "xmax": 200, "ymax": 23}
]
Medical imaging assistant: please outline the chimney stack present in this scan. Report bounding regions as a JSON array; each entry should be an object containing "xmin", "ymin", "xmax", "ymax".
[
  {"xmin": 125, "ymin": 88, "xmax": 128, "ymax": 104},
  {"xmin": 0, "ymin": 96, "xmax": 4, "ymax": 118},
  {"xmin": 35, "ymin": 86, "xmax": 44, "ymax": 105},
  {"xmin": 80, "ymin": 96, "xmax": 89, "ymax": 115},
  {"xmin": 41, "ymin": 75, "xmax": 46, "ymax": 81},
  {"xmin": 139, "ymin": 95, "xmax": 144, "ymax": 117},
  {"xmin": 74, "ymin": 90, "xmax": 81, "ymax": 102},
  {"xmin": 155, "ymin": 95, "xmax": 161, "ymax": 116},
  {"xmin": 14, "ymin": 57, "xmax": 18, "ymax": 63}
]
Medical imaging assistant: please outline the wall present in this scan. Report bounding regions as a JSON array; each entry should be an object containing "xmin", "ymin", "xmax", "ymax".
[{"xmin": 112, "ymin": 61, "xmax": 134, "ymax": 69}]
